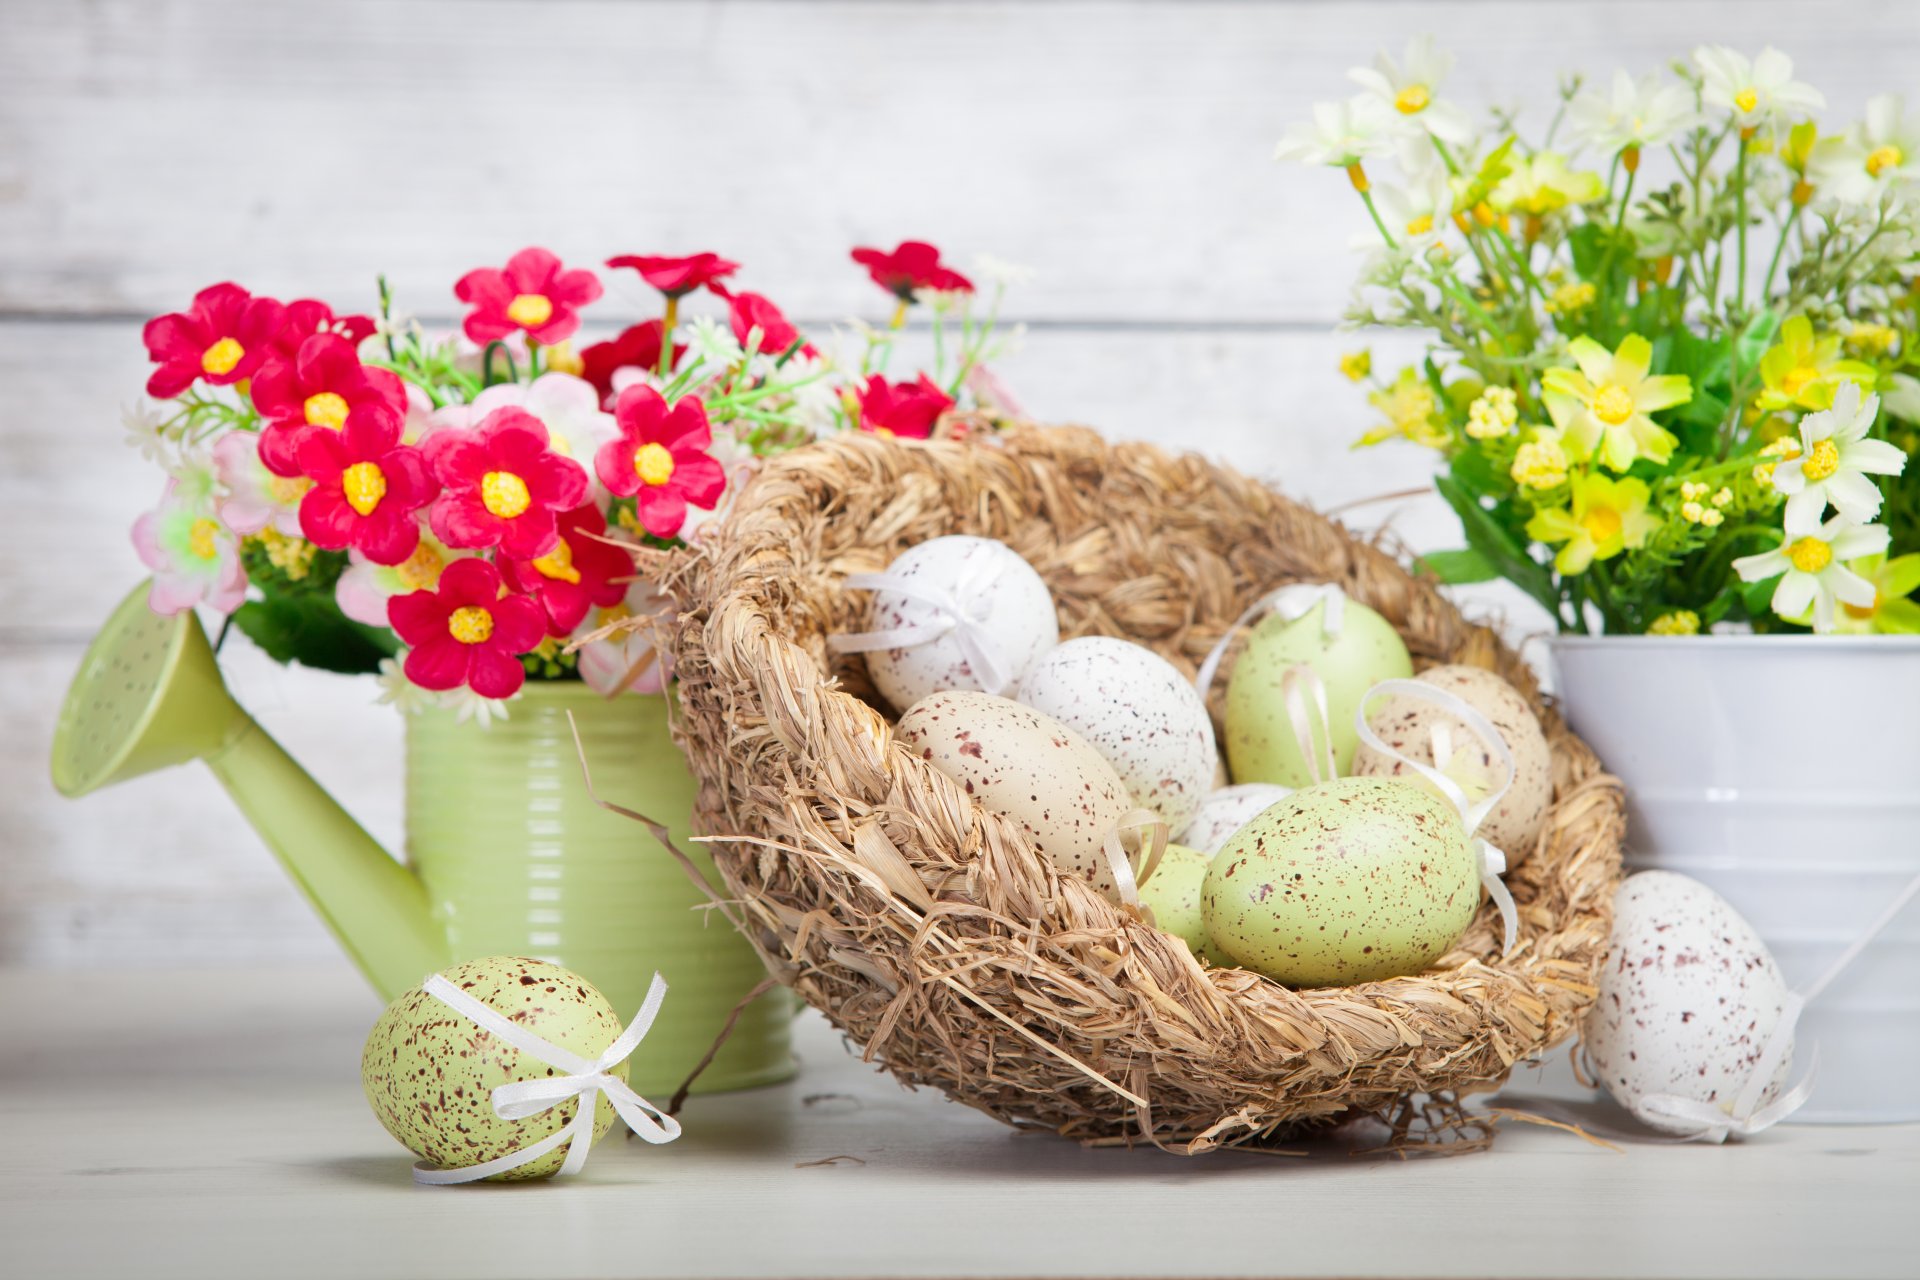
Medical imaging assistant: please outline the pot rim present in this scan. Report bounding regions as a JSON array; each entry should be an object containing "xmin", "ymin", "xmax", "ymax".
[{"xmin": 1547, "ymin": 633, "xmax": 1920, "ymax": 651}]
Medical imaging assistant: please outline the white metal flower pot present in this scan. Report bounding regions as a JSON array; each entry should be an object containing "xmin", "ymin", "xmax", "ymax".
[{"xmin": 1549, "ymin": 634, "xmax": 1920, "ymax": 1124}]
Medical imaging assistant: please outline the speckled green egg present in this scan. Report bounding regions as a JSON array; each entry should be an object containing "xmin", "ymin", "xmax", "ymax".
[
  {"xmin": 1224, "ymin": 597, "xmax": 1412, "ymax": 787},
  {"xmin": 361, "ymin": 956, "xmax": 627, "ymax": 1180},
  {"xmin": 1201, "ymin": 776, "xmax": 1476, "ymax": 987},
  {"xmin": 1139, "ymin": 843, "xmax": 1211, "ymax": 953}
]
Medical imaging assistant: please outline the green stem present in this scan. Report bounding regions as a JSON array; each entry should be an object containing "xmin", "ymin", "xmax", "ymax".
[
  {"xmin": 1761, "ymin": 203, "xmax": 1804, "ymax": 297},
  {"xmin": 1734, "ymin": 134, "xmax": 1750, "ymax": 314},
  {"xmin": 658, "ymin": 296, "xmax": 679, "ymax": 376},
  {"xmin": 1359, "ymin": 187, "xmax": 1398, "ymax": 249}
]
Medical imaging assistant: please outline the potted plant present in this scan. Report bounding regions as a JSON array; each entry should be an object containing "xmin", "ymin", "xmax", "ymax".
[{"xmin": 1277, "ymin": 39, "xmax": 1920, "ymax": 1120}]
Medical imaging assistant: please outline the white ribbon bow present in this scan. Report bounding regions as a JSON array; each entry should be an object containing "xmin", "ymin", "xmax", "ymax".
[
  {"xmin": 829, "ymin": 551, "xmax": 1015, "ymax": 695},
  {"xmin": 1193, "ymin": 583, "xmax": 1347, "ymax": 701},
  {"xmin": 413, "ymin": 972, "xmax": 682, "ymax": 1185},
  {"xmin": 1354, "ymin": 678, "xmax": 1521, "ymax": 956}
]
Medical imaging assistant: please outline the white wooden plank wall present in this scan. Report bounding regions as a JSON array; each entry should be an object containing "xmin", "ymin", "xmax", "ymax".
[{"xmin": 4, "ymin": 0, "xmax": 1916, "ymax": 966}]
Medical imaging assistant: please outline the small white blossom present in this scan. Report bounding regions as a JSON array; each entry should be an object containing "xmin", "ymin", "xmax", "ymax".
[
  {"xmin": 1734, "ymin": 516, "xmax": 1891, "ymax": 633},
  {"xmin": 1568, "ymin": 70, "xmax": 1697, "ymax": 156},
  {"xmin": 374, "ymin": 656, "xmax": 435, "ymax": 716},
  {"xmin": 1811, "ymin": 94, "xmax": 1920, "ymax": 205},
  {"xmin": 1349, "ymin": 35, "xmax": 1474, "ymax": 144},
  {"xmin": 440, "ymin": 685, "xmax": 516, "ymax": 728},
  {"xmin": 1693, "ymin": 46, "xmax": 1824, "ymax": 131},
  {"xmin": 685, "ymin": 314, "xmax": 744, "ymax": 370},
  {"xmin": 1771, "ymin": 382, "xmax": 1908, "ymax": 529},
  {"xmin": 122, "ymin": 401, "xmax": 173, "ymax": 466},
  {"xmin": 1275, "ymin": 94, "xmax": 1398, "ymax": 167}
]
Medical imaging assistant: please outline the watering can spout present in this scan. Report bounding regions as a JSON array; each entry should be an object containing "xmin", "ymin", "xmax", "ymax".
[{"xmin": 51, "ymin": 582, "xmax": 448, "ymax": 999}]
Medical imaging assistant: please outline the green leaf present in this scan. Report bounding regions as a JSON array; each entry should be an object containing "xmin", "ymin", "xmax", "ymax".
[
  {"xmin": 1415, "ymin": 548, "xmax": 1500, "ymax": 584},
  {"xmin": 1433, "ymin": 472, "xmax": 1561, "ymax": 616},
  {"xmin": 232, "ymin": 591, "xmax": 398, "ymax": 676}
]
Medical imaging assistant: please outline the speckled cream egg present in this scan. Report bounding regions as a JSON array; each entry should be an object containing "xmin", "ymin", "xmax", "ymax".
[
  {"xmin": 1584, "ymin": 872, "xmax": 1797, "ymax": 1136},
  {"xmin": 896, "ymin": 689, "xmax": 1135, "ymax": 897},
  {"xmin": 859, "ymin": 535, "xmax": 1059, "ymax": 712},
  {"xmin": 1351, "ymin": 664, "xmax": 1552, "ymax": 862},
  {"xmin": 361, "ymin": 957, "xmax": 626, "ymax": 1180},
  {"xmin": 1176, "ymin": 783, "xmax": 1295, "ymax": 855},
  {"xmin": 1202, "ymin": 776, "xmax": 1475, "ymax": 987},
  {"xmin": 1225, "ymin": 595, "xmax": 1412, "ymax": 788},
  {"xmin": 1139, "ymin": 843, "xmax": 1211, "ymax": 953},
  {"xmin": 1015, "ymin": 636, "xmax": 1216, "ymax": 833}
]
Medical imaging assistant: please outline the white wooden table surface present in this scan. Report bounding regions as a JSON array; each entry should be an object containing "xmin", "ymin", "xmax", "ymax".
[{"xmin": 2, "ymin": 964, "xmax": 1913, "ymax": 1280}]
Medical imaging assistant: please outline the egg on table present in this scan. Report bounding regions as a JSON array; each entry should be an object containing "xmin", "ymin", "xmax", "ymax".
[
  {"xmin": 1584, "ymin": 871, "xmax": 1798, "ymax": 1136},
  {"xmin": 1224, "ymin": 593, "xmax": 1412, "ymax": 788},
  {"xmin": 1176, "ymin": 782, "xmax": 1294, "ymax": 855},
  {"xmin": 362, "ymin": 956, "xmax": 628, "ymax": 1181},
  {"xmin": 1016, "ymin": 636, "xmax": 1217, "ymax": 834},
  {"xmin": 1351, "ymin": 664, "xmax": 1553, "ymax": 862},
  {"xmin": 895, "ymin": 689, "xmax": 1137, "ymax": 898},
  {"xmin": 855, "ymin": 535, "xmax": 1060, "ymax": 712},
  {"xmin": 1202, "ymin": 776, "xmax": 1477, "ymax": 987}
]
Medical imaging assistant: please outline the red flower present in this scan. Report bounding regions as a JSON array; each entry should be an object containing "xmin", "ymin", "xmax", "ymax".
[
  {"xmin": 857, "ymin": 374, "xmax": 954, "ymax": 439},
  {"xmin": 455, "ymin": 247, "xmax": 603, "ymax": 346},
  {"xmin": 269, "ymin": 299, "xmax": 377, "ymax": 360},
  {"xmin": 425, "ymin": 407, "xmax": 590, "ymax": 559},
  {"xmin": 850, "ymin": 241, "xmax": 974, "ymax": 300},
  {"xmin": 579, "ymin": 321, "xmax": 685, "ymax": 403},
  {"xmin": 718, "ymin": 289, "xmax": 808, "ymax": 357},
  {"xmin": 252, "ymin": 334, "xmax": 409, "ymax": 476},
  {"xmin": 604, "ymin": 252, "xmax": 739, "ymax": 298},
  {"xmin": 499, "ymin": 504, "xmax": 632, "ymax": 636},
  {"xmin": 389, "ymin": 558, "xmax": 547, "ymax": 699},
  {"xmin": 294, "ymin": 403, "xmax": 437, "ymax": 565},
  {"xmin": 142, "ymin": 283, "xmax": 287, "ymax": 398},
  {"xmin": 594, "ymin": 387, "xmax": 727, "ymax": 539}
]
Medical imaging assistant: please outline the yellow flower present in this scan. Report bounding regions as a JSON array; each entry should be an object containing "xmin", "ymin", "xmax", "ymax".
[
  {"xmin": 1466, "ymin": 385, "xmax": 1519, "ymax": 439},
  {"xmin": 1756, "ymin": 316, "xmax": 1878, "ymax": 413},
  {"xmin": 1339, "ymin": 350, "xmax": 1372, "ymax": 381},
  {"xmin": 1359, "ymin": 367, "xmax": 1448, "ymax": 448},
  {"xmin": 1545, "ymin": 281, "xmax": 1597, "ymax": 315},
  {"xmin": 1845, "ymin": 323, "xmax": 1900, "ymax": 359},
  {"xmin": 1647, "ymin": 610, "xmax": 1701, "ymax": 635},
  {"xmin": 1542, "ymin": 334, "xmax": 1691, "ymax": 471},
  {"xmin": 1490, "ymin": 152, "xmax": 1605, "ymax": 216},
  {"xmin": 253, "ymin": 527, "xmax": 315, "ymax": 581},
  {"xmin": 1511, "ymin": 434, "xmax": 1570, "ymax": 489},
  {"xmin": 1526, "ymin": 473, "xmax": 1659, "ymax": 574}
]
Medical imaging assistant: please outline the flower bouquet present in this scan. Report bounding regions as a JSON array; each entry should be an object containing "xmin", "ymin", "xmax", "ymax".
[{"xmin": 1277, "ymin": 39, "xmax": 1917, "ymax": 635}]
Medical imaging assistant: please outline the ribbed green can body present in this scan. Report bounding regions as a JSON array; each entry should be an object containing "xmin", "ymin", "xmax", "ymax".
[{"xmin": 405, "ymin": 682, "xmax": 792, "ymax": 1095}]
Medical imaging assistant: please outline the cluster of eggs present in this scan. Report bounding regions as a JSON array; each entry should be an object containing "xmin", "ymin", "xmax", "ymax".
[{"xmin": 852, "ymin": 537, "xmax": 1557, "ymax": 989}]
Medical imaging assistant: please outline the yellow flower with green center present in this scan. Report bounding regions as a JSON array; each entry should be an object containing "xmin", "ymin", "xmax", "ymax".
[
  {"xmin": 1756, "ymin": 316, "xmax": 1878, "ymax": 413},
  {"xmin": 1359, "ymin": 366, "xmax": 1448, "ymax": 449},
  {"xmin": 1542, "ymin": 334, "xmax": 1691, "ymax": 471},
  {"xmin": 1511, "ymin": 434, "xmax": 1570, "ymax": 489},
  {"xmin": 1525, "ymin": 473, "xmax": 1658, "ymax": 574},
  {"xmin": 1465, "ymin": 385, "xmax": 1518, "ymax": 439},
  {"xmin": 1338, "ymin": 350, "xmax": 1372, "ymax": 382},
  {"xmin": 1489, "ymin": 152, "xmax": 1605, "ymax": 216},
  {"xmin": 1545, "ymin": 281, "xmax": 1597, "ymax": 315}
]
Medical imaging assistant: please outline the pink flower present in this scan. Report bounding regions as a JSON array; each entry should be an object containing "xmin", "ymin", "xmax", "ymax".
[
  {"xmin": 212, "ymin": 431, "xmax": 307, "ymax": 536},
  {"xmin": 142, "ymin": 283, "xmax": 287, "ymax": 398},
  {"xmin": 268, "ymin": 299, "xmax": 376, "ymax": 360},
  {"xmin": 850, "ymin": 241, "xmax": 974, "ymax": 300},
  {"xmin": 132, "ymin": 480, "xmax": 248, "ymax": 615},
  {"xmin": 334, "ymin": 533, "xmax": 470, "ymax": 627},
  {"xmin": 499, "ymin": 503, "xmax": 633, "ymax": 636},
  {"xmin": 580, "ymin": 321, "xmax": 684, "ymax": 403},
  {"xmin": 388, "ymin": 558, "xmax": 547, "ymax": 699},
  {"xmin": 251, "ymin": 333, "xmax": 408, "ymax": 476},
  {"xmin": 454, "ymin": 247, "xmax": 603, "ymax": 346},
  {"xmin": 424, "ymin": 407, "xmax": 590, "ymax": 559},
  {"xmin": 295, "ymin": 404, "xmax": 438, "ymax": 565},
  {"xmin": 716, "ymin": 288, "xmax": 808, "ymax": 356},
  {"xmin": 594, "ymin": 387, "xmax": 727, "ymax": 539},
  {"xmin": 856, "ymin": 373, "xmax": 954, "ymax": 439},
  {"xmin": 604, "ymin": 252, "xmax": 740, "ymax": 298}
]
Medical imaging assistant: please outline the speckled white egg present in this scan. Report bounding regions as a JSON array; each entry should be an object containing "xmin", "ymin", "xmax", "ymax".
[
  {"xmin": 1351, "ymin": 664, "xmax": 1553, "ymax": 863},
  {"xmin": 895, "ymin": 689, "xmax": 1135, "ymax": 897},
  {"xmin": 859, "ymin": 535, "xmax": 1059, "ymax": 713},
  {"xmin": 1584, "ymin": 871, "xmax": 1797, "ymax": 1136},
  {"xmin": 1175, "ymin": 783, "xmax": 1295, "ymax": 855},
  {"xmin": 1015, "ymin": 636, "xmax": 1216, "ymax": 833}
]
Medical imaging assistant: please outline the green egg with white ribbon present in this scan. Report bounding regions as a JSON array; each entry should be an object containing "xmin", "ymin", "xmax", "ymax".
[
  {"xmin": 361, "ymin": 956, "xmax": 681, "ymax": 1184},
  {"xmin": 1138, "ymin": 842, "xmax": 1212, "ymax": 953}
]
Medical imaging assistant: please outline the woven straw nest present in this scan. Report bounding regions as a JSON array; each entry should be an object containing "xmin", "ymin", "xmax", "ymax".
[{"xmin": 665, "ymin": 422, "xmax": 1625, "ymax": 1153}]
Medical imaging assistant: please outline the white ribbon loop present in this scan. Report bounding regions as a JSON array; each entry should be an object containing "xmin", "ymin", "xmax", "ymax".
[
  {"xmin": 412, "ymin": 972, "xmax": 682, "ymax": 1185},
  {"xmin": 1638, "ymin": 996, "xmax": 1816, "ymax": 1144},
  {"xmin": 1194, "ymin": 583, "xmax": 1348, "ymax": 701},
  {"xmin": 1354, "ymin": 678, "xmax": 1521, "ymax": 956},
  {"xmin": 829, "ymin": 555, "xmax": 1014, "ymax": 695},
  {"xmin": 1101, "ymin": 808, "xmax": 1171, "ymax": 914},
  {"xmin": 1280, "ymin": 664, "xmax": 1338, "ymax": 787}
]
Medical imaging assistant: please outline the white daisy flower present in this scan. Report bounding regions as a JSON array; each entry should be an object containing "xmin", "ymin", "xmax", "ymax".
[
  {"xmin": 1810, "ymin": 94, "xmax": 1920, "ymax": 205},
  {"xmin": 1771, "ymin": 382, "xmax": 1908, "ymax": 528},
  {"xmin": 1693, "ymin": 46, "xmax": 1824, "ymax": 131},
  {"xmin": 374, "ymin": 656, "xmax": 435, "ymax": 716},
  {"xmin": 1275, "ymin": 94, "xmax": 1398, "ymax": 167},
  {"xmin": 1360, "ymin": 161, "xmax": 1455, "ymax": 254},
  {"xmin": 685, "ymin": 314, "xmax": 744, "ymax": 370},
  {"xmin": 1349, "ymin": 35, "xmax": 1474, "ymax": 144},
  {"xmin": 1734, "ymin": 516, "xmax": 1891, "ymax": 632},
  {"xmin": 122, "ymin": 401, "xmax": 173, "ymax": 466},
  {"xmin": 1568, "ymin": 70, "xmax": 1697, "ymax": 157},
  {"xmin": 439, "ymin": 685, "xmax": 516, "ymax": 728}
]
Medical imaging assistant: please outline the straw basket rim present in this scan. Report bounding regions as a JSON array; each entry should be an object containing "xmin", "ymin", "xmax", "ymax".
[{"xmin": 666, "ymin": 422, "xmax": 1625, "ymax": 1153}]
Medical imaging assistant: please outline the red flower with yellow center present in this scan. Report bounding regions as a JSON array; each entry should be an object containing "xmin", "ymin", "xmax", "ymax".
[
  {"xmin": 850, "ymin": 241, "xmax": 974, "ymax": 300},
  {"xmin": 855, "ymin": 373, "xmax": 955, "ymax": 439},
  {"xmin": 455, "ymin": 247, "xmax": 603, "ymax": 346},
  {"xmin": 579, "ymin": 320, "xmax": 685, "ymax": 404},
  {"xmin": 716, "ymin": 288, "xmax": 809, "ymax": 357},
  {"xmin": 142, "ymin": 283, "xmax": 287, "ymax": 398},
  {"xmin": 425, "ymin": 407, "xmax": 590, "ymax": 559},
  {"xmin": 499, "ymin": 503, "xmax": 633, "ymax": 636},
  {"xmin": 252, "ymin": 334, "xmax": 409, "ymax": 477},
  {"xmin": 294, "ymin": 403, "xmax": 438, "ymax": 565},
  {"xmin": 604, "ymin": 252, "xmax": 740, "ymax": 299},
  {"xmin": 593, "ymin": 386, "xmax": 726, "ymax": 539},
  {"xmin": 268, "ymin": 299, "xmax": 377, "ymax": 360},
  {"xmin": 388, "ymin": 558, "xmax": 547, "ymax": 699}
]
